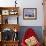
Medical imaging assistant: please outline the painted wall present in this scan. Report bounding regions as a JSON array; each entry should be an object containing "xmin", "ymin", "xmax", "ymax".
[
  {"xmin": 0, "ymin": 0, "xmax": 44, "ymax": 26},
  {"xmin": 18, "ymin": 0, "xmax": 44, "ymax": 26}
]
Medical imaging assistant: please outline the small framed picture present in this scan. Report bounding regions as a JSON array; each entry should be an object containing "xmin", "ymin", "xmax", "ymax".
[
  {"xmin": 23, "ymin": 8, "xmax": 37, "ymax": 20},
  {"xmin": 2, "ymin": 10, "xmax": 9, "ymax": 15}
]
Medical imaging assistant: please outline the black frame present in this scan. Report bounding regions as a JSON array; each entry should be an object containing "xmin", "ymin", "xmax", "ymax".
[{"xmin": 23, "ymin": 8, "xmax": 37, "ymax": 20}]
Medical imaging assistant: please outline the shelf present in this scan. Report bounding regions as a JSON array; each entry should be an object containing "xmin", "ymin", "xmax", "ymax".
[
  {"xmin": 0, "ymin": 7, "xmax": 19, "ymax": 24},
  {"xmin": 0, "ymin": 7, "xmax": 20, "ymax": 46},
  {"xmin": 0, "ymin": 24, "xmax": 20, "ymax": 32},
  {"xmin": 0, "ymin": 7, "xmax": 19, "ymax": 16},
  {"xmin": 2, "ymin": 40, "xmax": 19, "ymax": 43},
  {"xmin": 2, "ymin": 40, "xmax": 19, "ymax": 46},
  {"xmin": 1, "ymin": 15, "xmax": 18, "ymax": 24}
]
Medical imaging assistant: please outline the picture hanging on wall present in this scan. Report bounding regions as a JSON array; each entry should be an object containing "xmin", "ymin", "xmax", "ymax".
[{"xmin": 23, "ymin": 8, "xmax": 37, "ymax": 20}]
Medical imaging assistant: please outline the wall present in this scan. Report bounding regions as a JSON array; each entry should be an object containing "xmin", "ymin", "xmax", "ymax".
[
  {"xmin": 18, "ymin": 0, "xmax": 44, "ymax": 26},
  {"xmin": 0, "ymin": 0, "xmax": 44, "ymax": 26},
  {"xmin": 43, "ymin": 0, "xmax": 46, "ymax": 27}
]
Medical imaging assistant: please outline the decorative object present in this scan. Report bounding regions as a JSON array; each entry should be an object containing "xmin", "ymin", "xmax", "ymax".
[
  {"xmin": 15, "ymin": 0, "xmax": 17, "ymax": 7},
  {"xmin": 2, "ymin": 10, "xmax": 9, "ymax": 15},
  {"xmin": 23, "ymin": 8, "xmax": 37, "ymax": 20},
  {"xmin": 9, "ymin": 10, "xmax": 18, "ymax": 15}
]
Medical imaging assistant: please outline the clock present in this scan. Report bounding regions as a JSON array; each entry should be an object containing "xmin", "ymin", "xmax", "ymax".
[{"xmin": 2, "ymin": 10, "xmax": 9, "ymax": 15}]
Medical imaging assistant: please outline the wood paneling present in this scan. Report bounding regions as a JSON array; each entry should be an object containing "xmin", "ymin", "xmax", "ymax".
[
  {"xmin": 43, "ymin": 0, "xmax": 46, "ymax": 45},
  {"xmin": 44, "ymin": 0, "xmax": 46, "ymax": 27}
]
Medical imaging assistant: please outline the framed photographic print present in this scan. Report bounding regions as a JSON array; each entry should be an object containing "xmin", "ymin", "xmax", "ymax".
[
  {"xmin": 2, "ymin": 10, "xmax": 9, "ymax": 15},
  {"xmin": 23, "ymin": 8, "xmax": 37, "ymax": 20}
]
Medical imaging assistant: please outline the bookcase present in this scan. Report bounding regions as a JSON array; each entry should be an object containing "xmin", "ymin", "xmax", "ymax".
[{"xmin": 0, "ymin": 7, "xmax": 20, "ymax": 46}]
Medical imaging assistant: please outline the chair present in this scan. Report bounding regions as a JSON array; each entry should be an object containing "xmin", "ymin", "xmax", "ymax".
[{"xmin": 21, "ymin": 28, "xmax": 41, "ymax": 46}]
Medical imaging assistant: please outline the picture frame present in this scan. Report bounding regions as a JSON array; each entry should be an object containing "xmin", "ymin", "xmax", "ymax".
[
  {"xmin": 23, "ymin": 8, "xmax": 37, "ymax": 20},
  {"xmin": 2, "ymin": 10, "xmax": 9, "ymax": 15}
]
